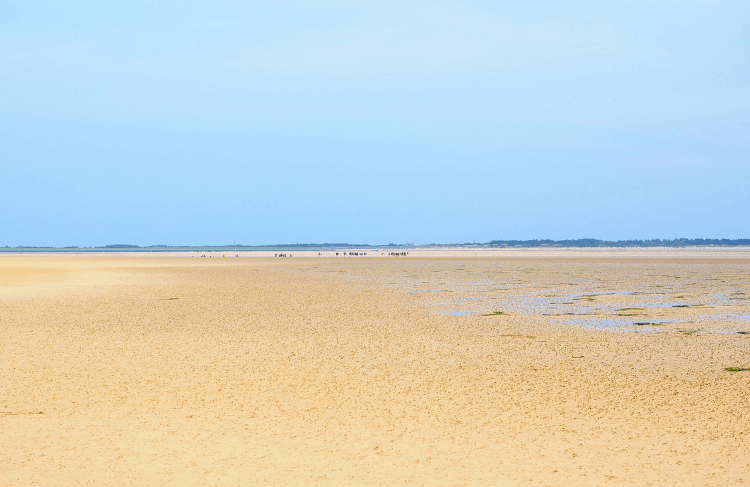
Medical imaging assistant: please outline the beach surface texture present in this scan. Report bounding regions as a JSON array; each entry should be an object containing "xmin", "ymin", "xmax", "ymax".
[{"xmin": 2, "ymin": 250, "xmax": 749, "ymax": 486}]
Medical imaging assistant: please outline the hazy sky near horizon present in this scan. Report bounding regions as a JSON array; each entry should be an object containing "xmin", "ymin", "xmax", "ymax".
[{"xmin": 2, "ymin": 1, "xmax": 749, "ymax": 246}]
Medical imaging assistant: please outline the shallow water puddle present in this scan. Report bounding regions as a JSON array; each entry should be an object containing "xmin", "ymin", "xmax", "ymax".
[
  {"xmin": 560, "ymin": 318, "xmax": 628, "ymax": 327},
  {"xmin": 437, "ymin": 310, "xmax": 474, "ymax": 316},
  {"xmin": 557, "ymin": 317, "xmax": 674, "ymax": 332}
]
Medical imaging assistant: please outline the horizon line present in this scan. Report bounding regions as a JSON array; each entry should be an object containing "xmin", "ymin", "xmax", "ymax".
[{"xmin": 3, "ymin": 238, "xmax": 750, "ymax": 251}]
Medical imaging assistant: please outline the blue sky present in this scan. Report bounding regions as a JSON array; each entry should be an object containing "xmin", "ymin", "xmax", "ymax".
[{"xmin": 2, "ymin": 1, "xmax": 748, "ymax": 246}]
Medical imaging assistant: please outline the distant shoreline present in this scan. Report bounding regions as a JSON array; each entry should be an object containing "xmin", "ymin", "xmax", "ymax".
[
  {"xmin": 3, "ymin": 247, "xmax": 750, "ymax": 260},
  {"xmin": 3, "ymin": 239, "xmax": 749, "ymax": 253}
]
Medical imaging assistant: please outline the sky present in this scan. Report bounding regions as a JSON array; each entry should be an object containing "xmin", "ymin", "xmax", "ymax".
[{"xmin": 1, "ymin": 1, "xmax": 749, "ymax": 246}]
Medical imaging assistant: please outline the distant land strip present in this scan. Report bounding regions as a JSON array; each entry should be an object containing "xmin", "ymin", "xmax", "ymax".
[
  {"xmin": 479, "ymin": 238, "xmax": 750, "ymax": 248},
  {"xmin": 0, "ymin": 243, "xmax": 379, "ymax": 253},
  {"xmin": 1, "ymin": 239, "xmax": 750, "ymax": 252}
]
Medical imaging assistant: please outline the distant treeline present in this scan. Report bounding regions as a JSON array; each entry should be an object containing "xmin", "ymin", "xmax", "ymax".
[
  {"xmin": 484, "ymin": 239, "xmax": 750, "ymax": 248},
  {"xmin": 4, "ymin": 239, "xmax": 749, "ymax": 250},
  {"xmin": 101, "ymin": 243, "xmax": 376, "ymax": 249},
  {"xmin": 2, "ymin": 243, "xmax": 376, "ymax": 250}
]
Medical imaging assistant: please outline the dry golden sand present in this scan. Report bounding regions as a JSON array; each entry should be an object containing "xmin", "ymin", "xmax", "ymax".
[{"xmin": 2, "ymin": 252, "xmax": 749, "ymax": 486}]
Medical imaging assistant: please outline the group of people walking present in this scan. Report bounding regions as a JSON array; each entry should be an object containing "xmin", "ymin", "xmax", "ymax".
[{"xmin": 271, "ymin": 251, "xmax": 408, "ymax": 257}]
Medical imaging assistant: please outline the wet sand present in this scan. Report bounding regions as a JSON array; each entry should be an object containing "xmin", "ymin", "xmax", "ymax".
[{"xmin": 2, "ymin": 251, "xmax": 749, "ymax": 486}]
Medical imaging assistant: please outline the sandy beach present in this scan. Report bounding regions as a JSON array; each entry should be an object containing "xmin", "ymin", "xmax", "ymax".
[{"xmin": 2, "ymin": 250, "xmax": 749, "ymax": 486}]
